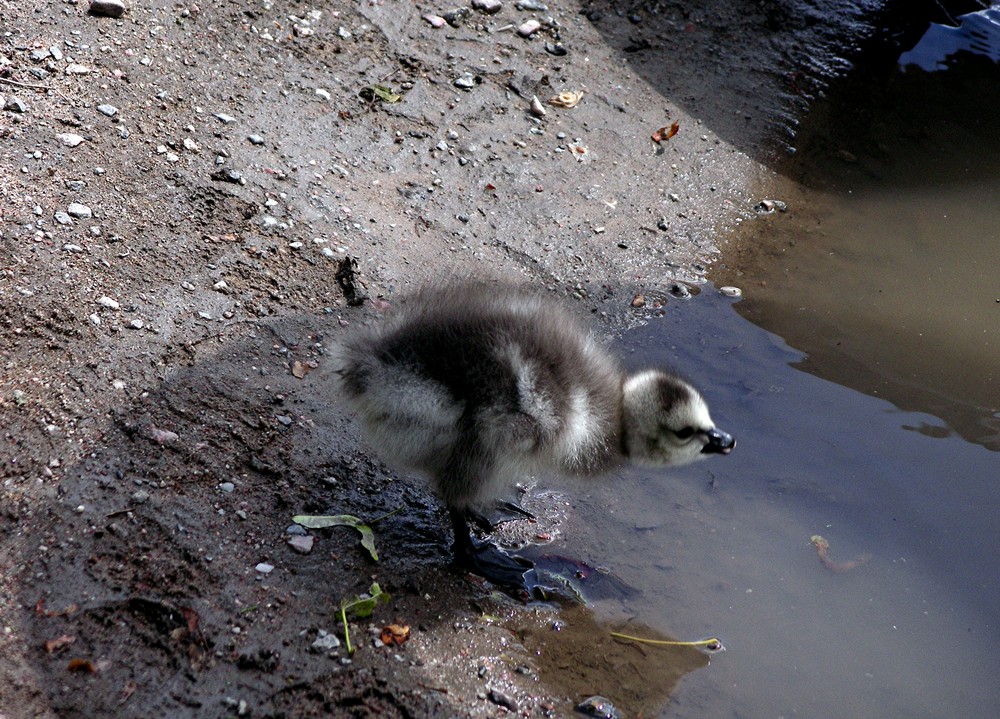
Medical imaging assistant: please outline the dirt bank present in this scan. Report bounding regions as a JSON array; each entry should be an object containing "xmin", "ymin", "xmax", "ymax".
[{"xmin": 2, "ymin": 1, "xmax": 888, "ymax": 716}]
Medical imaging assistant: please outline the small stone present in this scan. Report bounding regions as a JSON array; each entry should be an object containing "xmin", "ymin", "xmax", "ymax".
[
  {"xmin": 219, "ymin": 481, "xmax": 235, "ymax": 493},
  {"xmin": 88, "ymin": 0, "xmax": 127, "ymax": 18},
  {"xmin": 67, "ymin": 203, "xmax": 93, "ymax": 219},
  {"xmin": 63, "ymin": 244, "xmax": 85, "ymax": 253},
  {"xmin": 127, "ymin": 319, "xmax": 144, "ymax": 330},
  {"xmin": 247, "ymin": 134, "xmax": 265, "ymax": 145},
  {"xmin": 453, "ymin": 73, "xmax": 477, "ymax": 90},
  {"xmin": 276, "ymin": 415, "xmax": 293, "ymax": 426},
  {"xmin": 213, "ymin": 280, "xmax": 229, "ymax": 292},
  {"xmin": 442, "ymin": 8, "xmax": 472, "ymax": 27},
  {"xmin": 65, "ymin": 180, "xmax": 86, "ymax": 191},
  {"xmin": 30, "ymin": 49, "xmax": 51, "ymax": 62},
  {"xmin": 719, "ymin": 286, "xmax": 743, "ymax": 298},
  {"xmin": 528, "ymin": 95, "xmax": 546, "ymax": 117},
  {"xmin": 210, "ymin": 169, "xmax": 244, "ymax": 185},
  {"xmin": 214, "ymin": 112, "xmax": 237, "ymax": 124},
  {"xmin": 315, "ymin": 88, "xmax": 331, "ymax": 101},
  {"xmin": 517, "ymin": 19, "xmax": 541, "ymax": 37},
  {"xmin": 488, "ymin": 689, "xmax": 518, "ymax": 712},
  {"xmin": 754, "ymin": 199, "xmax": 787, "ymax": 214},
  {"xmin": 422, "ymin": 14, "xmax": 446, "ymax": 28},
  {"xmin": 576, "ymin": 696, "xmax": 621, "ymax": 719},
  {"xmin": 65, "ymin": 64, "xmax": 93, "ymax": 75},
  {"xmin": 287, "ymin": 535, "xmax": 314, "ymax": 554},
  {"xmin": 472, "ymin": 0, "xmax": 503, "ymax": 14},
  {"xmin": 58, "ymin": 133, "xmax": 86, "ymax": 147},
  {"xmin": 311, "ymin": 630, "xmax": 341, "ymax": 652},
  {"xmin": 49, "ymin": 46, "xmax": 63, "ymax": 61},
  {"xmin": 96, "ymin": 103, "xmax": 118, "ymax": 117},
  {"xmin": 5, "ymin": 96, "xmax": 28, "ymax": 113},
  {"xmin": 516, "ymin": 0, "xmax": 547, "ymax": 9},
  {"xmin": 255, "ymin": 562, "xmax": 274, "ymax": 574},
  {"xmin": 97, "ymin": 296, "xmax": 120, "ymax": 310},
  {"xmin": 54, "ymin": 212, "xmax": 73, "ymax": 226},
  {"xmin": 131, "ymin": 489, "xmax": 150, "ymax": 504}
]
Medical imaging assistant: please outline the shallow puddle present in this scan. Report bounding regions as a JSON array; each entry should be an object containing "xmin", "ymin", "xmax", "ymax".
[
  {"xmin": 543, "ymin": 22, "xmax": 1000, "ymax": 714},
  {"xmin": 556, "ymin": 289, "xmax": 999, "ymax": 717}
]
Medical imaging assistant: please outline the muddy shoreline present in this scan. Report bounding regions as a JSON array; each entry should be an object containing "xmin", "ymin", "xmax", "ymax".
[{"xmin": 2, "ymin": 1, "xmax": 899, "ymax": 716}]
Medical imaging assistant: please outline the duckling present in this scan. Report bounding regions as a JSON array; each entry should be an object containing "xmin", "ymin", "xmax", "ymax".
[{"xmin": 332, "ymin": 284, "xmax": 734, "ymax": 591}]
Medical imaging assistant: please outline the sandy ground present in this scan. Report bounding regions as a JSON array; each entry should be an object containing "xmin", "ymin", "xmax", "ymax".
[{"xmin": 2, "ymin": 0, "xmax": 888, "ymax": 716}]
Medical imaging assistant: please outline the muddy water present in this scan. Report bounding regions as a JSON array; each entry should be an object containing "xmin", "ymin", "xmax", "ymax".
[
  {"xmin": 539, "ymin": 39, "xmax": 1000, "ymax": 717},
  {"xmin": 560, "ymin": 290, "xmax": 1000, "ymax": 717}
]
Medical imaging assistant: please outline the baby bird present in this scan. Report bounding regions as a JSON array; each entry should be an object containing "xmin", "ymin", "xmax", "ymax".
[{"xmin": 333, "ymin": 284, "xmax": 734, "ymax": 591}]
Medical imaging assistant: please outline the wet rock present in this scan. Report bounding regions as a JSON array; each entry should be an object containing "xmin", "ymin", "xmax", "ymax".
[
  {"xmin": 67, "ymin": 203, "xmax": 92, "ymax": 219},
  {"xmin": 719, "ymin": 286, "xmax": 743, "ymax": 298},
  {"xmin": 575, "ymin": 695, "xmax": 621, "ymax": 719},
  {"xmin": 668, "ymin": 282, "xmax": 692, "ymax": 299},
  {"xmin": 96, "ymin": 103, "xmax": 118, "ymax": 117},
  {"xmin": 472, "ymin": 0, "xmax": 502, "ymax": 14},
  {"xmin": 754, "ymin": 199, "xmax": 787, "ymax": 213},
  {"xmin": 487, "ymin": 689, "xmax": 518, "ymax": 712},
  {"xmin": 88, "ymin": 0, "xmax": 127, "ymax": 18}
]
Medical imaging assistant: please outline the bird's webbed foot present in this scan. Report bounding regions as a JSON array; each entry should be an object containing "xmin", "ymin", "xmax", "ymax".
[
  {"xmin": 466, "ymin": 500, "xmax": 536, "ymax": 533},
  {"xmin": 450, "ymin": 508, "xmax": 537, "ymax": 596}
]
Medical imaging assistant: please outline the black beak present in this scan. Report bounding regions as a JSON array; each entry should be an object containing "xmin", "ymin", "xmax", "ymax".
[{"xmin": 701, "ymin": 428, "xmax": 735, "ymax": 455}]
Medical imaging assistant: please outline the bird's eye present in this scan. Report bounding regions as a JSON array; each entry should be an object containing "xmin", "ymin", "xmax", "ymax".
[{"xmin": 674, "ymin": 427, "xmax": 696, "ymax": 440}]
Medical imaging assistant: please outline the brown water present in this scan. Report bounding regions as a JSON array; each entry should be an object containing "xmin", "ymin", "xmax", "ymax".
[
  {"xmin": 562, "ymin": 290, "xmax": 1000, "ymax": 718},
  {"xmin": 533, "ymin": 43, "xmax": 1000, "ymax": 718},
  {"xmin": 719, "ymin": 53, "xmax": 1000, "ymax": 451}
]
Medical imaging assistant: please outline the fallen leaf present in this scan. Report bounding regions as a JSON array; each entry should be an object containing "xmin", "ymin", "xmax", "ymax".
[
  {"xmin": 380, "ymin": 624, "xmax": 411, "ymax": 646},
  {"xmin": 547, "ymin": 90, "xmax": 583, "ymax": 108},
  {"xmin": 651, "ymin": 121, "xmax": 680, "ymax": 144},
  {"xmin": 44, "ymin": 635, "xmax": 76, "ymax": 654},
  {"xmin": 293, "ymin": 514, "xmax": 379, "ymax": 561},
  {"xmin": 359, "ymin": 85, "xmax": 402, "ymax": 103}
]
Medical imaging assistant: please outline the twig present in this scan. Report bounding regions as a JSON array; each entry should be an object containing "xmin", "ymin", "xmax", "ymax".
[{"xmin": 0, "ymin": 76, "xmax": 56, "ymax": 92}]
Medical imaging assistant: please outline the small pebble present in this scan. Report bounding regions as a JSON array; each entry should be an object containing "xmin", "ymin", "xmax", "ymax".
[
  {"xmin": 576, "ymin": 696, "xmax": 621, "ymax": 719},
  {"xmin": 453, "ymin": 73, "xmax": 477, "ymax": 90},
  {"xmin": 131, "ymin": 489, "xmax": 150, "ymax": 504},
  {"xmin": 315, "ymin": 88, "xmax": 332, "ymax": 101},
  {"xmin": 54, "ymin": 212, "xmax": 73, "ymax": 226},
  {"xmin": 219, "ymin": 481, "xmax": 235, "ymax": 493},
  {"xmin": 255, "ymin": 562, "xmax": 274, "ymax": 574},
  {"xmin": 88, "ymin": 0, "xmax": 127, "ymax": 18},
  {"xmin": 127, "ymin": 319, "xmax": 144, "ymax": 330},
  {"xmin": 422, "ymin": 13, "xmax": 446, "ymax": 28},
  {"xmin": 754, "ymin": 199, "xmax": 788, "ymax": 213},
  {"xmin": 472, "ymin": 0, "xmax": 503, "ymax": 14},
  {"xmin": 63, "ymin": 244, "xmax": 84, "ymax": 253},
  {"xmin": 529, "ymin": 95, "xmax": 546, "ymax": 117},
  {"xmin": 58, "ymin": 133, "xmax": 86, "ymax": 147},
  {"xmin": 719, "ymin": 286, "xmax": 743, "ymax": 298},
  {"xmin": 67, "ymin": 203, "xmax": 92, "ymax": 219},
  {"xmin": 5, "ymin": 96, "xmax": 28, "ymax": 113},
  {"xmin": 214, "ymin": 112, "xmax": 237, "ymax": 124},
  {"xmin": 96, "ymin": 103, "xmax": 118, "ymax": 117},
  {"xmin": 518, "ymin": 19, "xmax": 541, "ymax": 36},
  {"xmin": 287, "ymin": 535, "xmax": 314, "ymax": 554},
  {"xmin": 248, "ymin": 134, "xmax": 265, "ymax": 145},
  {"xmin": 311, "ymin": 630, "xmax": 341, "ymax": 652},
  {"xmin": 443, "ymin": 8, "xmax": 472, "ymax": 26},
  {"xmin": 516, "ymin": 0, "xmax": 548, "ymax": 9},
  {"xmin": 97, "ymin": 296, "xmax": 120, "ymax": 310}
]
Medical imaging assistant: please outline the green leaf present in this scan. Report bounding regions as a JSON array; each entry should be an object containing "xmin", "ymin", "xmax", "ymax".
[
  {"xmin": 339, "ymin": 582, "xmax": 389, "ymax": 654},
  {"xmin": 359, "ymin": 84, "xmax": 402, "ymax": 103},
  {"xmin": 292, "ymin": 514, "xmax": 379, "ymax": 561}
]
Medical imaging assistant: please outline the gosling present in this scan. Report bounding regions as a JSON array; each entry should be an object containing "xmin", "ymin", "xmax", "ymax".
[{"xmin": 332, "ymin": 284, "xmax": 734, "ymax": 591}]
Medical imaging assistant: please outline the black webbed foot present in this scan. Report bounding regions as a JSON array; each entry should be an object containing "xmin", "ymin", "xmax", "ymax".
[
  {"xmin": 450, "ymin": 508, "xmax": 538, "ymax": 597},
  {"xmin": 466, "ymin": 501, "xmax": 536, "ymax": 533}
]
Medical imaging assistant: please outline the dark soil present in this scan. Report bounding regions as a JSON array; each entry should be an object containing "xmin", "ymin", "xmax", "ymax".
[{"xmin": 2, "ymin": 0, "xmax": 893, "ymax": 716}]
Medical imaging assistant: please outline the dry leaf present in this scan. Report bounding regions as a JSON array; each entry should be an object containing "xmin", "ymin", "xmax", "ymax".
[
  {"xmin": 651, "ymin": 121, "xmax": 680, "ymax": 144},
  {"xmin": 547, "ymin": 91, "xmax": 583, "ymax": 108},
  {"xmin": 380, "ymin": 624, "xmax": 411, "ymax": 646}
]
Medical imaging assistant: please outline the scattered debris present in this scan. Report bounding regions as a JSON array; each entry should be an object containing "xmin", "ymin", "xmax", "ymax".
[
  {"xmin": 755, "ymin": 199, "xmax": 788, "ymax": 213},
  {"xmin": 547, "ymin": 90, "xmax": 583, "ymax": 108},
  {"xmin": 359, "ymin": 85, "xmax": 402, "ymax": 103},
  {"xmin": 651, "ymin": 121, "xmax": 680, "ymax": 144},
  {"xmin": 380, "ymin": 624, "xmax": 411, "ymax": 646}
]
